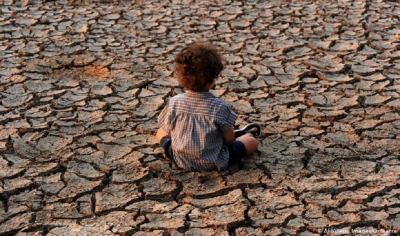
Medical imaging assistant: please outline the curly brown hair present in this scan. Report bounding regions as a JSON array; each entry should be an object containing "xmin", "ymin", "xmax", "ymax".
[{"xmin": 174, "ymin": 41, "xmax": 224, "ymax": 92}]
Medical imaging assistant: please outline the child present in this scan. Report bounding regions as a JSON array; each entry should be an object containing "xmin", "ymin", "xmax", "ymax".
[{"xmin": 156, "ymin": 41, "xmax": 259, "ymax": 171}]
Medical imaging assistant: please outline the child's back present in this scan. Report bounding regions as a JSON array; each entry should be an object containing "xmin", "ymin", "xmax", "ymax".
[{"xmin": 159, "ymin": 91, "xmax": 237, "ymax": 170}]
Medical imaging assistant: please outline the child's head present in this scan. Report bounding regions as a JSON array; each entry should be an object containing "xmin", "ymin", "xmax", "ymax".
[{"xmin": 174, "ymin": 41, "xmax": 224, "ymax": 92}]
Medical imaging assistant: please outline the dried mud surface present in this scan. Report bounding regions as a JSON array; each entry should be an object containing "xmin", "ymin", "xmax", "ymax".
[{"xmin": 0, "ymin": 0, "xmax": 400, "ymax": 235}]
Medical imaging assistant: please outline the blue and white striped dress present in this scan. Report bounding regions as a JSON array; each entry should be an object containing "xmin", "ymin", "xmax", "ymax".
[{"xmin": 158, "ymin": 90, "xmax": 237, "ymax": 171}]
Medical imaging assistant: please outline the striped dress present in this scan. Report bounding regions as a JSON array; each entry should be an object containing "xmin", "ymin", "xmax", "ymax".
[{"xmin": 158, "ymin": 90, "xmax": 237, "ymax": 171}]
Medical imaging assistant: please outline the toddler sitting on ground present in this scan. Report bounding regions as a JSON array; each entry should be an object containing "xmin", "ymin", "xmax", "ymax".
[{"xmin": 156, "ymin": 41, "xmax": 260, "ymax": 171}]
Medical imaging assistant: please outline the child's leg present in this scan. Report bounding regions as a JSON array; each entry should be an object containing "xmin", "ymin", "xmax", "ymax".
[
  {"xmin": 227, "ymin": 133, "xmax": 259, "ymax": 166},
  {"xmin": 156, "ymin": 128, "xmax": 169, "ymax": 143},
  {"xmin": 236, "ymin": 133, "xmax": 258, "ymax": 155}
]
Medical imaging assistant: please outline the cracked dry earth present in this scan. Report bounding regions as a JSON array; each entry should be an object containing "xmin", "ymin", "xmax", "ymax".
[{"xmin": 0, "ymin": 0, "xmax": 400, "ymax": 235}]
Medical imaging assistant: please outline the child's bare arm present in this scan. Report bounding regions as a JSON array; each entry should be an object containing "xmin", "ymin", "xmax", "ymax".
[
  {"xmin": 222, "ymin": 127, "xmax": 235, "ymax": 145},
  {"xmin": 156, "ymin": 128, "xmax": 169, "ymax": 144}
]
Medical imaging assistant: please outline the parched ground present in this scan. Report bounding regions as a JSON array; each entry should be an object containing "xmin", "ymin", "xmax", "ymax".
[{"xmin": 0, "ymin": 0, "xmax": 400, "ymax": 235}]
